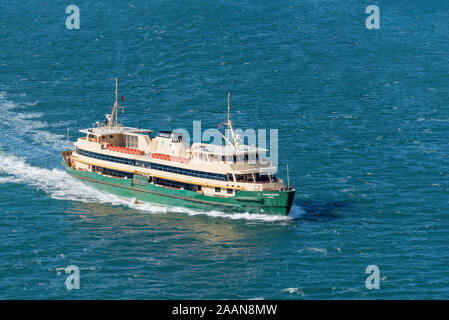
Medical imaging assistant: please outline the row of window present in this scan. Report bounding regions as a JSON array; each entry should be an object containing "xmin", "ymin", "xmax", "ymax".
[
  {"xmin": 91, "ymin": 165, "xmax": 133, "ymax": 179},
  {"xmin": 78, "ymin": 148, "xmax": 135, "ymax": 166},
  {"xmin": 150, "ymin": 162, "xmax": 227, "ymax": 181},
  {"xmin": 154, "ymin": 177, "xmax": 197, "ymax": 191},
  {"xmin": 222, "ymin": 153, "xmax": 259, "ymax": 163},
  {"xmin": 76, "ymin": 148, "xmax": 228, "ymax": 181}
]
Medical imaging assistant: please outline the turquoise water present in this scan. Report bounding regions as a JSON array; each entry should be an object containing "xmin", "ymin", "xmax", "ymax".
[{"xmin": 1, "ymin": 0, "xmax": 448, "ymax": 299}]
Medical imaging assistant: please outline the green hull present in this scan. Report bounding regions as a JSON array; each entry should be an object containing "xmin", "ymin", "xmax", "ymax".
[{"xmin": 62, "ymin": 158, "xmax": 295, "ymax": 215}]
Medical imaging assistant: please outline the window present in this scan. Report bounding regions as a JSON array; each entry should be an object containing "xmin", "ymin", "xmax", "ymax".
[
  {"xmin": 235, "ymin": 174, "xmax": 245, "ymax": 182},
  {"xmin": 254, "ymin": 173, "xmax": 271, "ymax": 182},
  {"xmin": 227, "ymin": 189, "xmax": 233, "ymax": 194},
  {"xmin": 135, "ymin": 160, "xmax": 151, "ymax": 168},
  {"xmin": 125, "ymin": 135, "xmax": 138, "ymax": 149},
  {"xmin": 215, "ymin": 187, "xmax": 221, "ymax": 193}
]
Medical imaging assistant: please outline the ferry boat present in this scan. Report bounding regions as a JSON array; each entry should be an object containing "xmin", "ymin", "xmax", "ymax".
[{"xmin": 61, "ymin": 79, "xmax": 295, "ymax": 215}]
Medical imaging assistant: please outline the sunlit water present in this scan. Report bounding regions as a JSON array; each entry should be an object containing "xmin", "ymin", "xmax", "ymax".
[{"xmin": 1, "ymin": 1, "xmax": 448, "ymax": 299}]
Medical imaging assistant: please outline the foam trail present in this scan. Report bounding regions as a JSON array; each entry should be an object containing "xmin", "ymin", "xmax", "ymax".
[
  {"xmin": 0, "ymin": 93, "xmax": 67, "ymax": 151},
  {"xmin": 0, "ymin": 152, "xmax": 117, "ymax": 203}
]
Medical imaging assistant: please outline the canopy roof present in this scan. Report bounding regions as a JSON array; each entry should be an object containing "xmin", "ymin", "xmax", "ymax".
[{"xmin": 80, "ymin": 126, "xmax": 153, "ymax": 136}]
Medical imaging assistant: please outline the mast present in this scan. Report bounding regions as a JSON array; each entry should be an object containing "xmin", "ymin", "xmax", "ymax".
[
  {"xmin": 115, "ymin": 77, "xmax": 118, "ymax": 128},
  {"xmin": 225, "ymin": 92, "xmax": 239, "ymax": 149},
  {"xmin": 108, "ymin": 78, "xmax": 119, "ymax": 129},
  {"xmin": 227, "ymin": 92, "xmax": 230, "ymax": 143}
]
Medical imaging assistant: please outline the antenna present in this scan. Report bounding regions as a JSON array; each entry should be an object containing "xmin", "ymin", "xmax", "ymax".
[
  {"xmin": 108, "ymin": 77, "xmax": 119, "ymax": 129},
  {"xmin": 227, "ymin": 91, "xmax": 230, "ymax": 126},
  {"xmin": 224, "ymin": 91, "xmax": 239, "ymax": 149},
  {"xmin": 115, "ymin": 77, "xmax": 118, "ymax": 128},
  {"xmin": 227, "ymin": 91, "xmax": 230, "ymax": 144}
]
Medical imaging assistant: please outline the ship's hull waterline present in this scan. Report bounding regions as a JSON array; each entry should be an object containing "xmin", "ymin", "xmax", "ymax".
[{"xmin": 62, "ymin": 157, "xmax": 295, "ymax": 216}]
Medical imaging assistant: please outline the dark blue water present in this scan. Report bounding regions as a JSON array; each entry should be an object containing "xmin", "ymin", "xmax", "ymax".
[{"xmin": 1, "ymin": 0, "xmax": 448, "ymax": 299}]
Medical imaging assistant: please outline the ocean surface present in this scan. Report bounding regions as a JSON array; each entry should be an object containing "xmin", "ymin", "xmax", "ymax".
[{"xmin": 1, "ymin": 0, "xmax": 448, "ymax": 299}]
